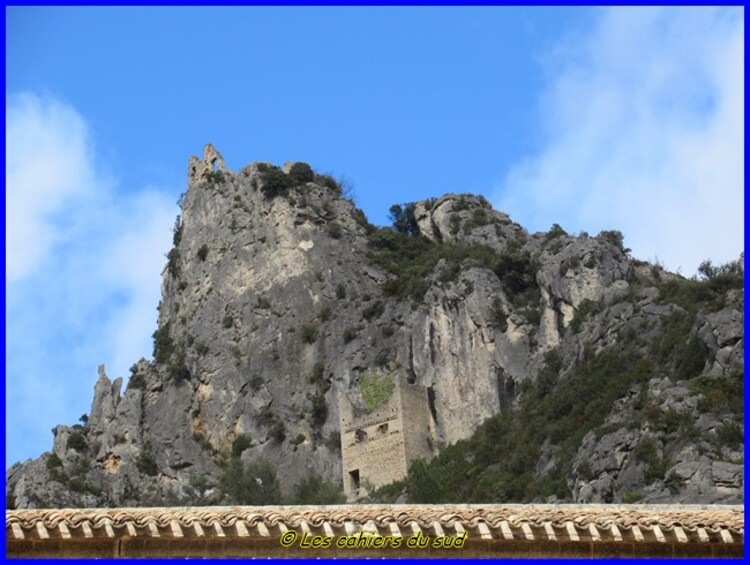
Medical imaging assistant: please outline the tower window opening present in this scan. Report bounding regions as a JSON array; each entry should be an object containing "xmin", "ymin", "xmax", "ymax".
[{"xmin": 349, "ymin": 469, "xmax": 361, "ymax": 490}]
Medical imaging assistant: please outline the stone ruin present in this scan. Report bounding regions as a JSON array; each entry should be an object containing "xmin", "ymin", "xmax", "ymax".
[
  {"xmin": 338, "ymin": 379, "xmax": 437, "ymax": 500},
  {"xmin": 187, "ymin": 143, "xmax": 229, "ymax": 184}
]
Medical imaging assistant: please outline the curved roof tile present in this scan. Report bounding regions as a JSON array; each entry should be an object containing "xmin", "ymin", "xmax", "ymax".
[{"xmin": 7, "ymin": 504, "xmax": 743, "ymax": 558}]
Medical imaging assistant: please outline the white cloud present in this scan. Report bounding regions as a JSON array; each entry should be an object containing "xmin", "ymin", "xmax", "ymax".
[
  {"xmin": 496, "ymin": 7, "xmax": 744, "ymax": 274},
  {"xmin": 6, "ymin": 94, "xmax": 175, "ymax": 465},
  {"xmin": 6, "ymin": 94, "xmax": 94, "ymax": 282}
]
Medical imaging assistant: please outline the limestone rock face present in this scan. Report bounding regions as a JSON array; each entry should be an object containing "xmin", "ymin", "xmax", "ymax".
[
  {"xmin": 572, "ymin": 376, "xmax": 743, "ymax": 505},
  {"xmin": 6, "ymin": 147, "xmax": 743, "ymax": 508}
]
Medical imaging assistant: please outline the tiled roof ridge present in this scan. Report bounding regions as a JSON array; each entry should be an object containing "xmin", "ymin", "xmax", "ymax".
[{"xmin": 7, "ymin": 504, "xmax": 744, "ymax": 534}]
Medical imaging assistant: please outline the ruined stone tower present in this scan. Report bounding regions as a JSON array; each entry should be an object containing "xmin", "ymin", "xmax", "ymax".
[
  {"xmin": 187, "ymin": 143, "xmax": 228, "ymax": 184},
  {"xmin": 338, "ymin": 380, "xmax": 437, "ymax": 500}
]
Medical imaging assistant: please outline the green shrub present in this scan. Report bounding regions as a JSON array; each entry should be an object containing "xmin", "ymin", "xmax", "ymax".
[
  {"xmin": 368, "ymin": 228, "xmax": 499, "ymax": 302},
  {"xmin": 327, "ymin": 221, "xmax": 343, "ymax": 239},
  {"xmin": 463, "ymin": 279, "xmax": 474, "ymax": 294},
  {"xmin": 197, "ymin": 244, "xmax": 209, "ymax": 262},
  {"xmin": 49, "ymin": 466, "xmax": 67, "ymax": 484},
  {"xmin": 576, "ymin": 460, "xmax": 593, "ymax": 481},
  {"xmin": 452, "ymin": 196, "xmax": 471, "ymax": 211},
  {"xmin": 521, "ymin": 306, "xmax": 541, "ymax": 326},
  {"xmin": 229, "ymin": 343, "xmax": 242, "ymax": 361},
  {"xmin": 633, "ymin": 437, "xmax": 669, "ymax": 481},
  {"xmin": 657, "ymin": 279, "xmax": 718, "ymax": 311},
  {"xmin": 167, "ymin": 356, "xmax": 190, "ymax": 383},
  {"xmin": 474, "ymin": 207, "xmax": 491, "ymax": 222},
  {"xmin": 72, "ymin": 457, "xmax": 90, "ymax": 476},
  {"xmin": 257, "ymin": 407, "xmax": 276, "ymax": 427},
  {"xmin": 633, "ymin": 436, "xmax": 658, "ymax": 462},
  {"xmin": 595, "ymin": 422, "xmax": 624, "ymax": 438},
  {"xmin": 172, "ymin": 214, "xmax": 183, "ymax": 246},
  {"xmin": 493, "ymin": 250, "xmax": 536, "ymax": 299},
  {"xmin": 193, "ymin": 432, "xmax": 215, "ymax": 454},
  {"xmin": 166, "ymin": 248, "xmax": 180, "ymax": 278},
  {"xmin": 300, "ymin": 324, "xmax": 319, "ymax": 344},
  {"xmin": 335, "ymin": 283, "xmax": 347, "ymax": 300},
  {"xmin": 270, "ymin": 421, "xmax": 286, "ymax": 443},
  {"xmin": 256, "ymin": 407, "xmax": 286, "ymax": 442},
  {"xmin": 288, "ymin": 162, "xmax": 314, "ymax": 184},
  {"xmin": 46, "ymin": 453, "xmax": 63, "ymax": 470},
  {"xmin": 318, "ymin": 305, "xmax": 332, "ymax": 322},
  {"xmin": 219, "ymin": 458, "xmax": 282, "ymax": 505},
  {"xmin": 406, "ymin": 459, "xmax": 444, "ymax": 503},
  {"xmin": 67, "ymin": 476, "xmax": 86, "ymax": 492},
  {"xmin": 6, "ymin": 483, "xmax": 17, "ymax": 510},
  {"xmin": 168, "ymin": 474, "xmax": 222, "ymax": 507},
  {"xmin": 389, "ymin": 203, "xmax": 419, "ymax": 236},
  {"xmin": 313, "ymin": 173, "xmax": 341, "ymax": 193},
  {"xmin": 353, "ymin": 209, "xmax": 375, "ymax": 235},
  {"xmin": 128, "ymin": 372, "xmax": 146, "ymax": 391},
  {"xmin": 368, "ymin": 480, "xmax": 407, "ymax": 504},
  {"xmin": 258, "ymin": 165, "xmax": 295, "ymax": 199},
  {"xmin": 665, "ymin": 471, "xmax": 685, "ymax": 494},
  {"xmin": 503, "ymin": 238, "xmax": 521, "ymax": 253},
  {"xmin": 535, "ymin": 348, "xmax": 562, "ymax": 396},
  {"xmin": 598, "ymin": 229, "xmax": 630, "ymax": 255},
  {"xmin": 203, "ymin": 170, "xmax": 225, "ymax": 184},
  {"xmin": 716, "ymin": 421, "xmax": 743, "ymax": 450},
  {"xmin": 690, "ymin": 369, "xmax": 743, "ymax": 416},
  {"xmin": 309, "ymin": 362, "xmax": 325, "ymax": 387},
  {"xmin": 291, "ymin": 474, "xmax": 346, "ymax": 504},
  {"xmin": 675, "ymin": 335, "xmax": 709, "ymax": 381},
  {"xmin": 653, "ymin": 309, "xmax": 701, "ymax": 372},
  {"xmin": 570, "ymin": 298, "xmax": 602, "ymax": 333},
  {"xmin": 696, "ymin": 258, "xmax": 744, "ymax": 293},
  {"xmin": 653, "ymin": 408, "xmax": 693, "ymax": 436},
  {"xmin": 464, "ymin": 208, "xmax": 490, "ymax": 231},
  {"xmin": 231, "ymin": 434, "xmax": 252, "ymax": 458},
  {"xmin": 310, "ymin": 393, "xmax": 328, "ymax": 430},
  {"xmin": 374, "ymin": 349, "xmax": 390, "ymax": 367},
  {"xmin": 152, "ymin": 323, "xmax": 175, "ymax": 364},
  {"xmin": 137, "ymin": 449, "xmax": 158, "ymax": 476},
  {"xmin": 343, "ymin": 325, "xmax": 362, "ymax": 344},
  {"xmin": 67, "ymin": 432, "xmax": 86, "ymax": 452},
  {"xmin": 437, "ymin": 261, "xmax": 461, "ymax": 284},
  {"xmin": 362, "ymin": 300, "xmax": 385, "ymax": 321},
  {"xmin": 538, "ymin": 472, "xmax": 571, "ymax": 500},
  {"xmin": 222, "ymin": 314, "xmax": 234, "ymax": 329},
  {"xmin": 622, "ymin": 491, "xmax": 644, "ymax": 503},
  {"xmin": 449, "ymin": 213, "xmax": 462, "ymax": 234},
  {"xmin": 544, "ymin": 223, "xmax": 567, "ymax": 242},
  {"xmin": 249, "ymin": 373, "xmax": 264, "ymax": 392}
]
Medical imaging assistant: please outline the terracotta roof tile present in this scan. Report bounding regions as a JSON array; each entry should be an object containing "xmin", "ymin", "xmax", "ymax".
[{"xmin": 7, "ymin": 504, "xmax": 743, "ymax": 558}]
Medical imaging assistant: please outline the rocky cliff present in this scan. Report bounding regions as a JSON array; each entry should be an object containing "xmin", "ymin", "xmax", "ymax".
[{"xmin": 7, "ymin": 145, "xmax": 743, "ymax": 508}]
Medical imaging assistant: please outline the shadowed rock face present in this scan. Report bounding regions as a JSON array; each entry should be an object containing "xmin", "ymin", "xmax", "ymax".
[{"xmin": 6, "ymin": 147, "xmax": 743, "ymax": 508}]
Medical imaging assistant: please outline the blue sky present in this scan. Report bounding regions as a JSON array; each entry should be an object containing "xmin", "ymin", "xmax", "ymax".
[{"xmin": 6, "ymin": 7, "xmax": 744, "ymax": 466}]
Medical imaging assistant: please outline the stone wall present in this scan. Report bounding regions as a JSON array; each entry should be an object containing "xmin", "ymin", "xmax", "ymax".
[
  {"xmin": 339, "ymin": 382, "xmax": 435, "ymax": 499},
  {"xmin": 401, "ymin": 384, "xmax": 437, "ymax": 465}
]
